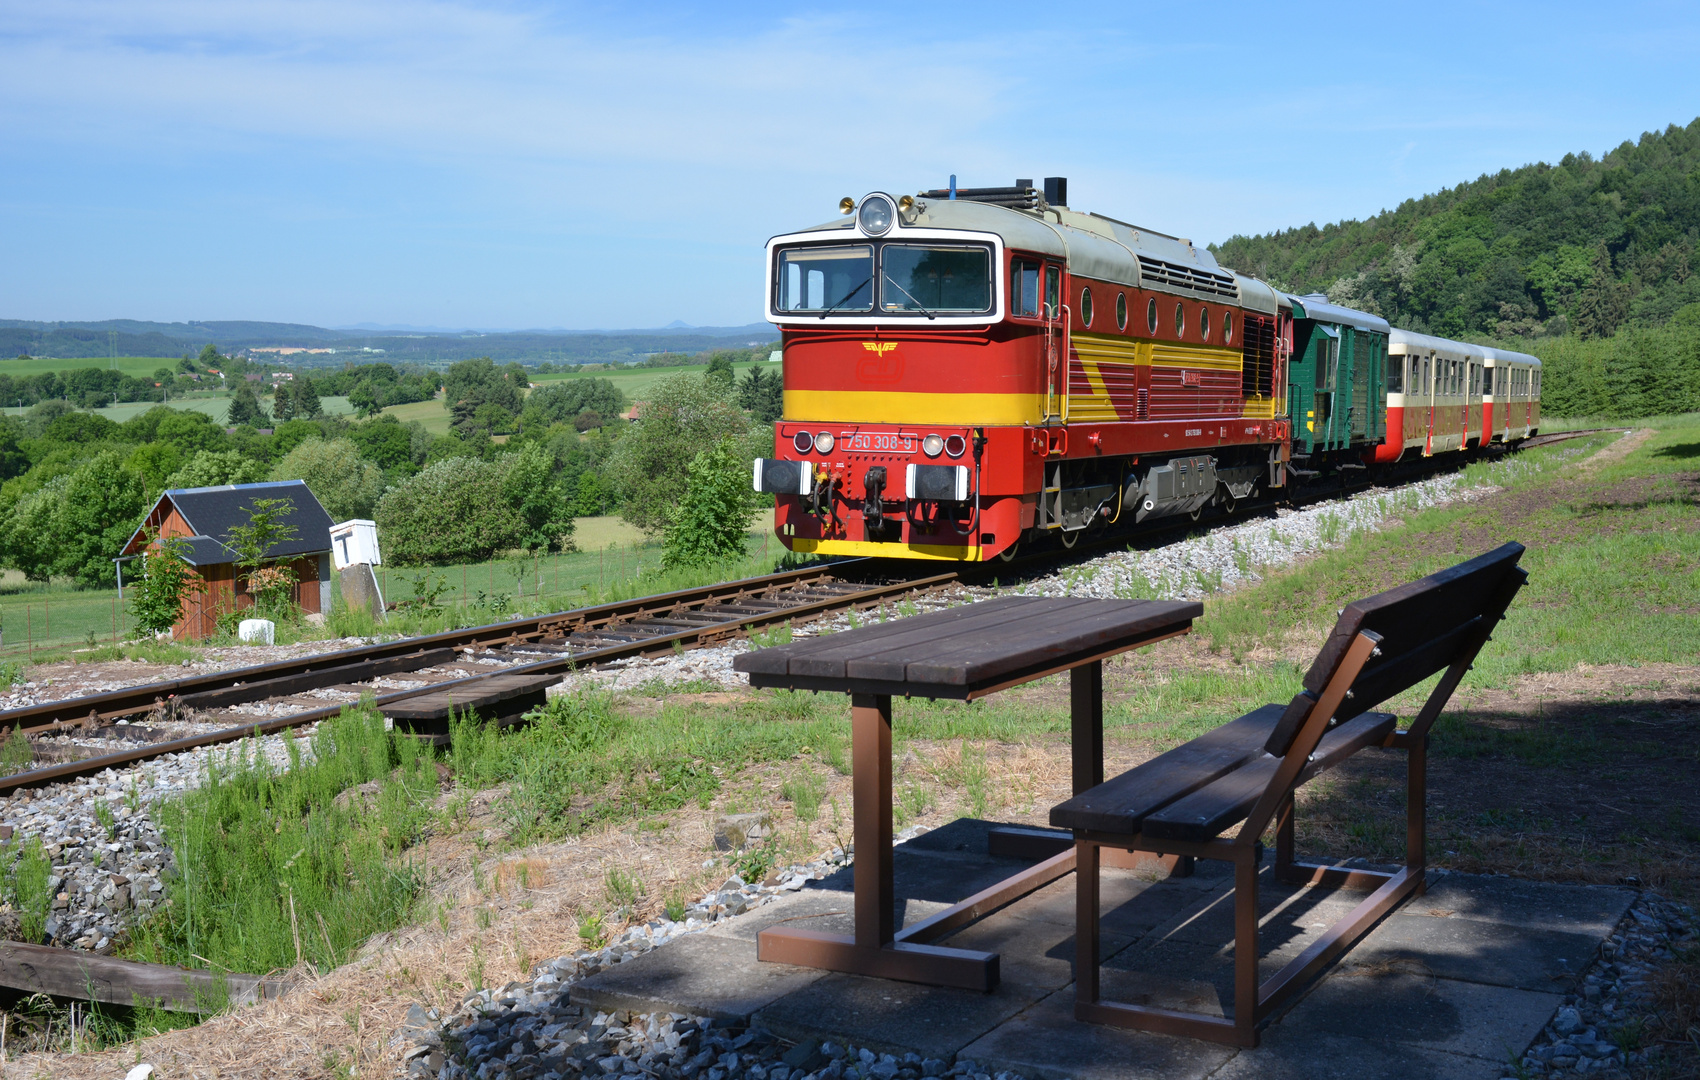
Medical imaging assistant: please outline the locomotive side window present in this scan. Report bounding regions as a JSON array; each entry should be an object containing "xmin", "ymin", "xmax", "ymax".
[
  {"xmin": 1173, "ymin": 301, "xmax": 1185, "ymax": 336},
  {"xmin": 1200, "ymin": 307, "xmax": 1211, "ymax": 341},
  {"xmin": 1223, "ymin": 311, "xmax": 1233, "ymax": 344},
  {"xmin": 1146, "ymin": 298, "xmax": 1158, "ymax": 334},
  {"xmin": 881, "ymin": 245, "xmax": 993, "ymax": 313},
  {"xmin": 777, "ymin": 245, "xmax": 874, "ymax": 313},
  {"xmin": 1080, "ymin": 287, "xmax": 1094, "ymax": 327},
  {"xmin": 1045, "ymin": 265, "xmax": 1061, "ymax": 317},
  {"xmin": 1011, "ymin": 259, "xmax": 1040, "ymax": 317},
  {"xmin": 1116, "ymin": 292, "xmax": 1127, "ymax": 331}
]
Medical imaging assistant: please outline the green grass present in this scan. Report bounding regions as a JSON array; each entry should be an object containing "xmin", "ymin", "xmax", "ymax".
[
  {"xmin": 127, "ymin": 704, "xmax": 438, "ymax": 976},
  {"xmin": 524, "ymin": 360, "xmax": 771, "ymax": 400},
  {"xmin": 0, "ymin": 393, "xmax": 356, "ymax": 422},
  {"xmin": 0, "ymin": 355, "xmax": 171, "ymax": 379}
]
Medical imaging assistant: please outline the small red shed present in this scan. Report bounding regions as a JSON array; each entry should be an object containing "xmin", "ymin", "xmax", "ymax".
[{"xmin": 119, "ymin": 480, "xmax": 335, "ymax": 640}]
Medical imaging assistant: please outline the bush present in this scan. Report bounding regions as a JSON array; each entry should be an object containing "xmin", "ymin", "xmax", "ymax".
[
  {"xmin": 607, "ymin": 373, "xmax": 749, "ymax": 532},
  {"xmin": 270, "ymin": 437, "xmax": 385, "ymax": 521},
  {"xmin": 374, "ymin": 456, "xmax": 524, "ymax": 565},
  {"xmin": 128, "ymin": 532, "xmax": 200, "ymax": 635},
  {"xmin": 662, "ymin": 439, "xmax": 761, "ymax": 569}
]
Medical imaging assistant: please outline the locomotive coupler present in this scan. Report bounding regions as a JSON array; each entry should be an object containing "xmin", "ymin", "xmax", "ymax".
[{"xmin": 862, "ymin": 466, "xmax": 887, "ymax": 527}]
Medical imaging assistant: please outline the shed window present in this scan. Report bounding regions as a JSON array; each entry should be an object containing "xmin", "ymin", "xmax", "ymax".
[
  {"xmin": 1116, "ymin": 292, "xmax": 1127, "ymax": 331},
  {"xmin": 1080, "ymin": 287, "xmax": 1094, "ymax": 327}
]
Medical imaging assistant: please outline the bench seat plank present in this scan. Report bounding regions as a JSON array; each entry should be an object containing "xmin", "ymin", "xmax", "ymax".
[
  {"xmin": 1049, "ymin": 704, "xmax": 1284, "ymax": 834},
  {"xmin": 1142, "ymin": 712, "xmax": 1397, "ymax": 842}
]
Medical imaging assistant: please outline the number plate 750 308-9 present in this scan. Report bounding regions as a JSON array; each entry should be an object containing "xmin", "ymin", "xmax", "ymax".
[{"xmin": 844, "ymin": 433, "xmax": 915, "ymax": 453}]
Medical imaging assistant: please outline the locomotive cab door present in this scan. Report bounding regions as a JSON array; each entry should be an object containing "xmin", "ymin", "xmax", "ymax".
[{"xmin": 1041, "ymin": 263, "xmax": 1069, "ymax": 424}]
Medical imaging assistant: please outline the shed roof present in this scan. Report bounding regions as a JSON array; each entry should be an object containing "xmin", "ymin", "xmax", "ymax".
[{"xmin": 120, "ymin": 480, "xmax": 334, "ymax": 566}]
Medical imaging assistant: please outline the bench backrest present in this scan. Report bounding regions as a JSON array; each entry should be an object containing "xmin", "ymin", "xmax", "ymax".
[{"xmin": 1264, "ymin": 542, "xmax": 1528, "ymax": 756}]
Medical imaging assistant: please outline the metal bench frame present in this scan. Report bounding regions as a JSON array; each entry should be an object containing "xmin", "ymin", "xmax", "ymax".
[{"xmin": 1060, "ymin": 544, "xmax": 1528, "ymax": 1047}]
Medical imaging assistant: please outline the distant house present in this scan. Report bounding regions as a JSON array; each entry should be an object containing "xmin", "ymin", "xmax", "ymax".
[
  {"xmin": 119, "ymin": 481, "xmax": 335, "ymax": 640},
  {"xmin": 624, "ymin": 401, "xmax": 646, "ymax": 423}
]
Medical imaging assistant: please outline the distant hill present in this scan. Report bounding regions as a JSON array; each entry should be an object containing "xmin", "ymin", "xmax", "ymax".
[
  {"xmin": 0, "ymin": 319, "xmax": 777, "ymax": 365},
  {"xmin": 1212, "ymin": 117, "xmax": 1700, "ymax": 342}
]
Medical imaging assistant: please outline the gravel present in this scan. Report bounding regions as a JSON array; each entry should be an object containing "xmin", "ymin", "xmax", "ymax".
[
  {"xmin": 406, "ymin": 825, "xmax": 1041, "ymax": 1080},
  {"xmin": 1507, "ymin": 892, "xmax": 1696, "ymax": 1079}
]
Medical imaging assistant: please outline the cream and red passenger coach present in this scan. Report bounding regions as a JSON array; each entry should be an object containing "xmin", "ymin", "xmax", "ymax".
[{"xmin": 753, "ymin": 180, "xmax": 1540, "ymax": 562}]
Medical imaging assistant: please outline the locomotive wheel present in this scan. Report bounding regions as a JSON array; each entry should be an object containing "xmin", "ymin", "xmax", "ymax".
[
  {"xmin": 1059, "ymin": 528, "xmax": 1079, "ymax": 550},
  {"xmin": 1221, "ymin": 492, "xmax": 1237, "ymax": 516},
  {"xmin": 1188, "ymin": 507, "xmax": 1203, "ymax": 523},
  {"xmin": 997, "ymin": 538, "xmax": 1021, "ymax": 563}
]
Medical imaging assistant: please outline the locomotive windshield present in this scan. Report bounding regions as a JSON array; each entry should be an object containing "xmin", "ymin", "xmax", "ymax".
[
  {"xmin": 880, "ymin": 245, "xmax": 992, "ymax": 313},
  {"xmin": 774, "ymin": 242, "xmax": 993, "ymax": 316},
  {"xmin": 777, "ymin": 245, "xmax": 874, "ymax": 313}
]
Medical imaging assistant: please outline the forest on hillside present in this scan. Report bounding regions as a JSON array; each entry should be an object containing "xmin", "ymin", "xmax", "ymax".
[
  {"xmin": 1213, "ymin": 118, "xmax": 1700, "ymax": 343},
  {"xmin": 1212, "ymin": 117, "xmax": 1700, "ymax": 419}
]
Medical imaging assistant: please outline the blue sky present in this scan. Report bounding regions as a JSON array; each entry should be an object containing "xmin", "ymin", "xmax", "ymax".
[{"xmin": 3, "ymin": 1, "xmax": 1696, "ymax": 331}]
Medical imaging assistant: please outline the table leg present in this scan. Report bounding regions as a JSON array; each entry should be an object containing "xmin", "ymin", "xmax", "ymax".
[
  {"xmin": 852, "ymin": 692, "xmax": 894, "ymax": 948},
  {"xmin": 757, "ymin": 691, "xmax": 999, "ymax": 990},
  {"xmin": 1070, "ymin": 660, "xmax": 1103, "ymax": 795}
]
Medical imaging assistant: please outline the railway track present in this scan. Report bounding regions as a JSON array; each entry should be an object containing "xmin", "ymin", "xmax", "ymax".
[{"xmin": 0, "ymin": 425, "xmax": 1617, "ymax": 795}]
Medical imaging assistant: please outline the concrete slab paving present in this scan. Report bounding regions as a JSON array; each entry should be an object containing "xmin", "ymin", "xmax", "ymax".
[
  {"xmin": 957, "ymin": 992, "xmax": 1237, "ymax": 1080},
  {"xmin": 752, "ymin": 972, "xmax": 1041, "ymax": 1060},
  {"xmin": 1271, "ymin": 970, "xmax": 1564, "ymax": 1062},
  {"xmin": 569, "ymin": 824, "xmax": 1627, "ymax": 1079},
  {"xmin": 1346, "ymin": 911, "xmax": 1601, "ymax": 992},
  {"xmin": 568, "ymin": 932, "xmax": 824, "ymax": 1020},
  {"xmin": 1410, "ymin": 872, "xmax": 1635, "ymax": 936}
]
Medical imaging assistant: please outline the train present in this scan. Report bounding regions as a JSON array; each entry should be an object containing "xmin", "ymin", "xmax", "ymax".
[{"xmin": 751, "ymin": 178, "xmax": 1541, "ymax": 562}]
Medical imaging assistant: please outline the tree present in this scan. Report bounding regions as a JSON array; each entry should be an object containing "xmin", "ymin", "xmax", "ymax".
[
  {"xmin": 501, "ymin": 442, "xmax": 575, "ymax": 555},
  {"xmin": 374, "ymin": 456, "xmax": 523, "ymax": 565},
  {"xmin": 166, "ymin": 449, "xmax": 268, "ymax": 489},
  {"xmin": 528, "ymin": 379, "xmax": 627, "ymax": 425},
  {"xmin": 0, "ymin": 422, "xmax": 31, "ymax": 481},
  {"xmin": 154, "ymin": 411, "xmax": 226, "ymax": 456},
  {"xmin": 705, "ymin": 352, "xmax": 736, "ymax": 387},
  {"xmin": 292, "ymin": 377, "xmax": 323, "ymax": 419},
  {"xmin": 197, "ymin": 344, "xmax": 222, "ymax": 367},
  {"xmin": 736, "ymin": 366, "xmax": 783, "ymax": 423},
  {"xmin": 128, "ymin": 532, "xmax": 200, "ymax": 635},
  {"xmin": 1, "ymin": 477, "xmax": 66, "ymax": 582},
  {"xmin": 443, "ymin": 357, "xmax": 524, "ymax": 418},
  {"xmin": 607, "ymin": 372, "xmax": 749, "ymax": 532},
  {"xmin": 270, "ymin": 437, "xmax": 385, "ymax": 521},
  {"xmin": 1573, "ymin": 244, "xmax": 1634, "ymax": 340},
  {"xmin": 662, "ymin": 439, "xmax": 762, "ymax": 569},
  {"xmin": 348, "ymin": 381, "xmax": 382, "ymax": 418},
  {"xmin": 54, "ymin": 452, "xmax": 148, "ymax": 587},
  {"xmin": 125, "ymin": 442, "xmax": 184, "ymax": 494},
  {"xmin": 224, "ymin": 496, "xmax": 301, "ymax": 616},
  {"xmin": 346, "ymin": 414, "xmax": 418, "ymax": 478},
  {"xmin": 226, "ymin": 383, "xmax": 270, "ymax": 427},
  {"xmin": 273, "ymin": 382, "xmax": 296, "ymax": 422}
]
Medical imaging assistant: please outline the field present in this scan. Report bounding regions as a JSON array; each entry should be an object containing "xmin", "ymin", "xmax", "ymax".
[
  {"xmin": 0, "ymin": 512, "xmax": 776, "ymax": 660},
  {"xmin": 0, "ymin": 355, "xmax": 173, "ymax": 380},
  {"xmin": 0, "ymin": 393, "xmax": 356, "ymax": 423}
]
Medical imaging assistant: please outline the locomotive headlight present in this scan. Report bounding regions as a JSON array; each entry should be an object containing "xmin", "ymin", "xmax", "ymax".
[
  {"xmin": 857, "ymin": 194, "xmax": 895, "ymax": 236},
  {"xmin": 814, "ymin": 431, "xmax": 836, "ymax": 454},
  {"xmin": 793, "ymin": 430, "xmax": 814, "ymax": 454},
  {"xmin": 922, "ymin": 433, "xmax": 945, "ymax": 457}
]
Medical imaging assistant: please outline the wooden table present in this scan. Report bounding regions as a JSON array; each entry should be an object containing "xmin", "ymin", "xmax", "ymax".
[{"xmin": 732, "ymin": 595, "xmax": 1200, "ymax": 992}]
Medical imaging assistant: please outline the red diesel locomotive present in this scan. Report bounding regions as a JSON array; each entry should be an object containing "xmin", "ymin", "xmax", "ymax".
[{"xmin": 752, "ymin": 180, "xmax": 1539, "ymax": 562}]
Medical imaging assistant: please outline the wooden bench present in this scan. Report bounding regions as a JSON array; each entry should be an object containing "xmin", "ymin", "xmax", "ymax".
[
  {"xmin": 380, "ymin": 671, "xmax": 562, "ymax": 744},
  {"xmin": 1051, "ymin": 542, "xmax": 1528, "ymax": 1047}
]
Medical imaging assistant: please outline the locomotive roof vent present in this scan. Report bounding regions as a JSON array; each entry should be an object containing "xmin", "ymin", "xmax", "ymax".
[{"xmin": 916, "ymin": 176, "xmax": 1066, "ymax": 211}]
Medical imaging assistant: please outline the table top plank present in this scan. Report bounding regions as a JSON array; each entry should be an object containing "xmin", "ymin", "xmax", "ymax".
[
  {"xmin": 901, "ymin": 600, "xmax": 1200, "ymax": 686},
  {"xmin": 736, "ymin": 597, "xmax": 1200, "ymax": 697},
  {"xmin": 837, "ymin": 597, "xmax": 1106, "ymax": 682},
  {"xmin": 782, "ymin": 597, "xmax": 1061, "ymax": 680}
]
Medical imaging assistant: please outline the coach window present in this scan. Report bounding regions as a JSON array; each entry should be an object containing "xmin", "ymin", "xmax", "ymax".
[
  {"xmin": 1200, "ymin": 307, "xmax": 1211, "ymax": 341},
  {"xmin": 1116, "ymin": 292, "xmax": 1127, "ymax": 331},
  {"xmin": 1422, "ymin": 356, "xmax": 1431, "ymax": 395},
  {"xmin": 1223, "ymin": 311, "xmax": 1234, "ymax": 344},
  {"xmin": 1146, "ymin": 297, "xmax": 1158, "ymax": 334},
  {"xmin": 1011, "ymin": 259, "xmax": 1040, "ymax": 317},
  {"xmin": 1173, "ymin": 301, "xmax": 1185, "ymax": 336},
  {"xmin": 1387, "ymin": 353, "xmax": 1403, "ymax": 394},
  {"xmin": 1080, "ymin": 287, "xmax": 1094, "ymax": 327}
]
